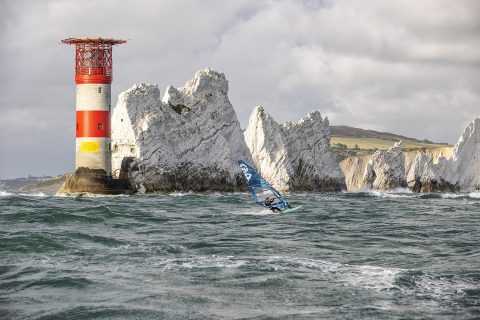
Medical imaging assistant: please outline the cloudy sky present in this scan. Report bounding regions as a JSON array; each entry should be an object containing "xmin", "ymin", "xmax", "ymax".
[{"xmin": 0, "ymin": 0, "xmax": 479, "ymax": 179}]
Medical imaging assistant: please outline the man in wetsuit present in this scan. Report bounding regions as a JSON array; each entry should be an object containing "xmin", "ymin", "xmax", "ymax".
[{"xmin": 264, "ymin": 196, "xmax": 282, "ymax": 212}]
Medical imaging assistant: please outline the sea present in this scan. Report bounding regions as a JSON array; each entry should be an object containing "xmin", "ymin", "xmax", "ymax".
[{"xmin": 0, "ymin": 190, "xmax": 479, "ymax": 319}]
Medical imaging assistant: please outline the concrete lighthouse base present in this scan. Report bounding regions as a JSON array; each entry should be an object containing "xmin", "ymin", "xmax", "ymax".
[{"xmin": 57, "ymin": 168, "xmax": 135, "ymax": 195}]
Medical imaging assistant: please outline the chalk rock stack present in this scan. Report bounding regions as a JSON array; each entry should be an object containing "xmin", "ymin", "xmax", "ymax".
[
  {"xmin": 106, "ymin": 66, "xmax": 480, "ymax": 194},
  {"xmin": 244, "ymin": 106, "xmax": 345, "ymax": 192},
  {"xmin": 401, "ymin": 118, "xmax": 480, "ymax": 192},
  {"xmin": 406, "ymin": 153, "xmax": 448, "ymax": 192},
  {"xmin": 363, "ymin": 142, "xmax": 407, "ymax": 190},
  {"xmin": 440, "ymin": 117, "xmax": 480, "ymax": 190},
  {"xmin": 110, "ymin": 68, "xmax": 252, "ymax": 192}
]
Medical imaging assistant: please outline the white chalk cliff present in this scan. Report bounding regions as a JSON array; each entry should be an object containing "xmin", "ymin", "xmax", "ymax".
[
  {"xmin": 108, "ymin": 66, "xmax": 480, "ymax": 194},
  {"xmin": 244, "ymin": 106, "xmax": 345, "ymax": 192},
  {"xmin": 406, "ymin": 153, "xmax": 445, "ymax": 192},
  {"xmin": 363, "ymin": 142, "xmax": 407, "ymax": 190},
  {"xmin": 404, "ymin": 118, "xmax": 480, "ymax": 192},
  {"xmin": 110, "ymin": 68, "xmax": 252, "ymax": 192},
  {"xmin": 440, "ymin": 117, "xmax": 480, "ymax": 190}
]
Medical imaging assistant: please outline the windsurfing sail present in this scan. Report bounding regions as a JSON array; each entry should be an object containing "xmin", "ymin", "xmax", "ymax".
[{"xmin": 238, "ymin": 160, "xmax": 289, "ymax": 211}]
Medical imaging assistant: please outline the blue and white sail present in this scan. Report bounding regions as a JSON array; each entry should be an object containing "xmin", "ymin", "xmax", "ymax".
[{"xmin": 238, "ymin": 160, "xmax": 289, "ymax": 210}]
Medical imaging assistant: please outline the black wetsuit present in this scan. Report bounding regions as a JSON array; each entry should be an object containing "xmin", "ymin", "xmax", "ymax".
[{"xmin": 270, "ymin": 206, "xmax": 282, "ymax": 213}]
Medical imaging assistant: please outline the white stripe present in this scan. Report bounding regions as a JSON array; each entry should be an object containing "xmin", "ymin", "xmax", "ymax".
[{"xmin": 76, "ymin": 84, "xmax": 111, "ymax": 111}]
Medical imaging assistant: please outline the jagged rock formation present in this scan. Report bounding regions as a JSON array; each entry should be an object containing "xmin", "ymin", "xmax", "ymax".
[
  {"xmin": 110, "ymin": 68, "xmax": 252, "ymax": 192},
  {"xmin": 434, "ymin": 151, "xmax": 450, "ymax": 177},
  {"xmin": 440, "ymin": 117, "xmax": 480, "ymax": 190},
  {"xmin": 244, "ymin": 106, "xmax": 345, "ymax": 192},
  {"xmin": 107, "ymin": 66, "xmax": 478, "ymax": 194},
  {"xmin": 406, "ymin": 153, "xmax": 456, "ymax": 192},
  {"xmin": 339, "ymin": 140, "xmax": 461, "ymax": 192},
  {"xmin": 363, "ymin": 142, "xmax": 407, "ymax": 190}
]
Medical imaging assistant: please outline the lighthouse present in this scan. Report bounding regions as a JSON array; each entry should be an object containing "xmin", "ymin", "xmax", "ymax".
[{"xmin": 59, "ymin": 37, "xmax": 132, "ymax": 194}]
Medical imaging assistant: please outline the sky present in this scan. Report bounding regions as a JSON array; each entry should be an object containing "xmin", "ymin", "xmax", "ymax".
[{"xmin": 0, "ymin": 0, "xmax": 479, "ymax": 179}]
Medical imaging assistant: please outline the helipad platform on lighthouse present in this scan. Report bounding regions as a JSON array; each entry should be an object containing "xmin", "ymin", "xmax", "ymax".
[{"xmin": 61, "ymin": 37, "xmax": 127, "ymax": 45}]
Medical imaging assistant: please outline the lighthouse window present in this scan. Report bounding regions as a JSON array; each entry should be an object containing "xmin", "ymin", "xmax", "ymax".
[
  {"xmin": 98, "ymin": 87, "xmax": 102, "ymax": 93},
  {"xmin": 98, "ymin": 123, "xmax": 103, "ymax": 130}
]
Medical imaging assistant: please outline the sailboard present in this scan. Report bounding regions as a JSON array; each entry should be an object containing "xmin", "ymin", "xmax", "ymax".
[
  {"xmin": 238, "ymin": 160, "xmax": 301, "ymax": 213},
  {"xmin": 281, "ymin": 205, "xmax": 303, "ymax": 214}
]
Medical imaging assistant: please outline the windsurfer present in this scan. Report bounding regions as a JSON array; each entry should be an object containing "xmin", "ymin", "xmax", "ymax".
[
  {"xmin": 238, "ymin": 160, "xmax": 299, "ymax": 213},
  {"xmin": 264, "ymin": 196, "xmax": 282, "ymax": 212}
]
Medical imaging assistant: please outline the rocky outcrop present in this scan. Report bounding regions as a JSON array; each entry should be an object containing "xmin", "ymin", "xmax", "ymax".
[
  {"xmin": 406, "ymin": 153, "xmax": 456, "ymax": 192},
  {"xmin": 440, "ymin": 117, "xmax": 480, "ymax": 190},
  {"xmin": 403, "ymin": 147, "xmax": 453, "ymax": 176},
  {"xmin": 244, "ymin": 106, "xmax": 345, "ymax": 192},
  {"xmin": 107, "ymin": 66, "xmax": 479, "ymax": 194},
  {"xmin": 340, "ymin": 145, "xmax": 459, "ymax": 192},
  {"xmin": 363, "ymin": 142, "xmax": 407, "ymax": 190},
  {"xmin": 400, "ymin": 118, "xmax": 480, "ymax": 192},
  {"xmin": 110, "ymin": 68, "xmax": 252, "ymax": 192}
]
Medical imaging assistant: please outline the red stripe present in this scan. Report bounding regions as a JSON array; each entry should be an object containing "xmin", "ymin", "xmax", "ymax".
[
  {"xmin": 75, "ymin": 75, "xmax": 112, "ymax": 84},
  {"xmin": 76, "ymin": 110, "xmax": 110, "ymax": 138}
]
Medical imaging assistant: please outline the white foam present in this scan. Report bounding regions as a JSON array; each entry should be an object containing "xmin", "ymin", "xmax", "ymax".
[
  {"xmin": 341, "ymin": 187, "xmax": 370, "ymax": 194},
  {"xmin": 410, "ymin": 273, "xmax": 477, "ymax": 304},
  {"xmin": 210, "ymin": 192, "xmax": 222, "ymax": 197},
  {"xmin": 441, "ymin": 192, "xmax": 480, "ymax": 199},
  {"xmin": 342, "ymin": 264, "xmax": 401, "ymax": 291},
  {"xmin": 55, "ymin": 192, "xmax": 129, "ymax": 198},
  {"xmin": 441, "ymin": 193, "xmax": 465, "ymax": 199},
  {"xmin": 468, "ymin": 192, "xmax": 480, "ymax": 198},
  {"xmin": 18, "ymin": 192, "xmax": 49, "ymax": 198},
  {"xmin": 159, "ymin": 255, "xmax": 247, "ymax": 270},
  {"xmin": 265, "ymin": 256, "xmax": 402, "ymax": 292},
  {"xmin": 284, "ymin": 256, "xmax": 476, "ymax": 301},
  {"xmin": 369, "ymin": 188, "xmax": 414, "ymax": 198},
  {"xmin": 0, "ymin": 191, "xmax": 50, "ymax": 198},
  {"xmin": 169, "ymin": 191, "xmax": 194, "ymax": 197},
  {"xmin": 233, "ymin": 208, "xmax": 278, "ymax": 216}
]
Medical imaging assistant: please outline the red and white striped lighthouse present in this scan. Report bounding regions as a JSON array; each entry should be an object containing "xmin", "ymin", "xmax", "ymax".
[
  {"xmin": 60, "ymin": 37, "xmax": 131, "ymax": 194},
  {"xmin": 62, "ymin": 38, "xmax": 126, "ymax": 177}
]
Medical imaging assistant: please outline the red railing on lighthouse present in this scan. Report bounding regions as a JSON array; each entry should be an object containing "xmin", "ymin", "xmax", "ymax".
[{"xmin": 62, "ymin": 38, "xmax": 127, "ymax": 84}]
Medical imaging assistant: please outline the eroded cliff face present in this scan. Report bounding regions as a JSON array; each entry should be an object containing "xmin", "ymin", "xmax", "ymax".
[
  {"xmin": 340, "ymin": 145, "xmax": 457, "ymax": 192},
  {"xmin": 441, "ymin": 118, "xmax": 480, "ymax": 190},
  {"xmin": 109, "ymin": 67, "xmax": 479, "ymax": 194},
  {"xmin": 364, "ymin": 142, "xmax": 407, "ymax": 190},
  {"xmin": 406, "ymin": 153, "xmax": 455, "ymax": 192},
  {"xmin": 403, "ymin": 148, "xmax": 453, "ymax": 175},
  {"xmin": 340, "ymin": 155, "xmax": 371, "ymax": 191},
  {"xmin": 111, "ymin": 68, "xmax": 252, "ymax": 192},
  {"xmin": 244, "ymin": 106, "xmax": 345, "ymax": 192}
]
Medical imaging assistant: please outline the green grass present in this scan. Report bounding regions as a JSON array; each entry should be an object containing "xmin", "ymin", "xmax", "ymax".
[{"xmin": 330, "ymin": 137, "xmax": 448, "ymax": 151}]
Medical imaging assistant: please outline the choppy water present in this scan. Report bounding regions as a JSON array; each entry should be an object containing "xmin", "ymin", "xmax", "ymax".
[{"xmin": 1, "ymin": 190, "xmax": 479, "ymax": 319}]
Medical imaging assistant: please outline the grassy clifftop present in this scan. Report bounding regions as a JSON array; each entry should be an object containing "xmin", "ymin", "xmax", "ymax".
[{"xmin": 329, "ymin": 125, "xmax": 451, "ymax": 159}]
